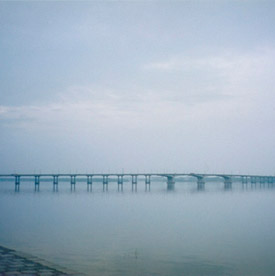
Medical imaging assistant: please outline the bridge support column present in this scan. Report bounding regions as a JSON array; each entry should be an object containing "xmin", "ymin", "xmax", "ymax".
[
  {"xmin": 70, "ymin": 175, "xmax": 76, "ymax": 185},
  {"xmin": 251, "ymin": 177, "xmax": 256, "ymax": 184},
  {"xmin": 53, "ymin": 175, "xmax": 59, "ymax": 191},
  {"xmin": 131, "ymin": 175, "xmax": 137, "ymax": 191},
  {"xmin": 132, "ymin": 175, "xmax": 138, "ymax": 185},
  {"xmin": 197, "ymin": 177, "xmax": 205, "ymax": 190},
  {"xmin": 118, "ymin": 175, "xmax": 123, "ymax": 191},
  {"xmin": 35, "ymin": 175, "xmax": 40, "ymax": 186},
  {"xmin": 145, "ymin": 175, "xmax": 151, "ymax": 191},
  {"xmin": 103, "ymin": 175, "xmax": 108, "ymax": 185},
  {"xmin": 103, "ymin": 175, "xmax": 108, "ymax": 191},
  {"xmin": 15, "ymin": 175, "xmax": 20, "ymax": 186},
  {"xmin": 87, "ymin": 175, "xmax": 93, "ymax": 191},
  {"xmin": 242, "ymin": 176, "xmax": 248, "ymax": 184},
  {"xmin": 87, "ymin": 175, "xmax": 93, "ymax": 185},
  {"xmin": 224, "ymin": 177, "xmax": 232, "ymax": 189},
  {"xmin": 70, "ymin": 175, "xmax": 76, "ymax": 191},
  {"xmin": 34, "ymin": 175, "xmax": 40, "ymax": 191},
  {"xmin": 53, "ymin": 175, "xmax": 59, "ymax": 185},
  {"xmin": 15, "ymin": 175, "xmax": 20, "ymax": 191},
  {"xmin": 70, "ymin": 176, "xmax": 76, "ymax": 191},
  {"xmin": 145, "ymin": 175, "xmax": 151, "ymax": 185},
  {"xmin": 118, "ymin": 175, "xmax": 123, "ymax": 185},
  {"xmin": 167, "ymin": 176, "xmax": 175, "ymax": 191}
]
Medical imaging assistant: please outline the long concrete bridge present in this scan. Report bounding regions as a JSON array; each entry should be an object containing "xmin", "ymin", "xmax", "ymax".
[{"xmin": 0, "ymin": 173, "xmax": 274, "ymax": 191}]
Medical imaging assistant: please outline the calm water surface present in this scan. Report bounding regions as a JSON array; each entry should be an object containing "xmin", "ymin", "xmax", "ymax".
[{"xmin": 0, "ymin": 180, "xmax": 275, "ymax": 276}]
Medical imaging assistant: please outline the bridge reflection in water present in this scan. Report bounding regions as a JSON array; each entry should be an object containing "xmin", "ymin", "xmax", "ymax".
[{"xmin": 0, "ymin": 172, "xmax": 274, "ymax": 193}]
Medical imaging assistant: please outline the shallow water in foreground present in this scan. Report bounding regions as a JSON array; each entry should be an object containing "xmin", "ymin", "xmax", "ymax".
[{"xmin": 0, "ymin": 180, "xmax": 275, "ymax": 276}]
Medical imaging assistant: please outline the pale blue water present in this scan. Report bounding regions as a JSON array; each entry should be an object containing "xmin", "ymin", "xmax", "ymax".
[{"xmin": 0, "ymin": 180, "xmax": 275, "ymax": 275}]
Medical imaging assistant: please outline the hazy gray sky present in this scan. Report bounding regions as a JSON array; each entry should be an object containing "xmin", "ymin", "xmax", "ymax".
[{"xmin": 1, "ymin": 1, "xmax": 275, "ymax": 174}]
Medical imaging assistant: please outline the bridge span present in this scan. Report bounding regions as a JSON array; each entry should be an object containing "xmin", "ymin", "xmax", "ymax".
[{"xmin": 0, "ymin": 173, "xmax": 274, "ymax": 191}]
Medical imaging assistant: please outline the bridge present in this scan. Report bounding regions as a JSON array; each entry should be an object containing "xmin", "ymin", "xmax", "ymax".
[{"xmin": 0, "ymin": 173, "xmax": 274, "ymax": 191}]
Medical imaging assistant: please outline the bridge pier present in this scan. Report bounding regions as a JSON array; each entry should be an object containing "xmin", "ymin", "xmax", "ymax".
[
  {"xmin": 118, "ymin": 175, "xmax": 123, "ymax": 185},
  {"xmin": 14, "ymin": 175, "xmax": 20, "ymax": 192},
  {"xmin": 145, "ymin": 175, "xmax": 151, "ymax": 185},
  {"xmin": 15, "ymin": 175, "xmax": 20, "ymax": 186},
  {"xmin": 70, "ymin": 175, "xmax": 76, "ymax": 191},
  {"xmin": 53, "ymin": 175, "xmax": 59, "ymax": 191},
  {"xmin": 34, "ymin": 175, "xmax": 40, "ymax": 191},
  {"xmin": 224, "ymin": 177, "xmax": 232, "ymax": 189},
  {"xmin": 53, "ymin": 175, "xmax": 59, "ymax": 185},
  {"xmin": 197, "ymin": 178, "xmax": 205, "ymax": 190},
  {"xmin": 145, "ymin": 175, "xmax": 151, "ymax": 191},
  {"xmin": 35, "ymin": 175, "xmax": 40, "ymax": 186},
  {"xmin": 103, "ymin": 175, "xmax": 109, "ymax": 185},
  {"xmin": 117, "ymin": 175, "xmax": 123, "ymax": 191},
  {"xmin": 242, "ymin": 176, "xmax": 248, "ymax": 184},
  {"xmin": 190, "ymin": 174, "xmax": 205, "ymax": 190},
  {"xmin": 103, "ymin": 175, "xmax": 108, "ymax": 191},
  {"xmin": 131, "ymin": 175, "xmax": 137, "ymax": 191},
  {"xmin": 87, "ymin": 175, "xmax": 93, "ymax": 191},
  {"xmin": 87, "ymin": 175, "xmax": 93, "ymax": 185},
  {"xmin": 70, "ymin": 175, "xmax": 76, "ymax": 185},
  {"xmin": 167, "ymin": 176, "xmax": 175, "ymax": 191},
  {"xmin": 132, "ymin": 175, "xmax": 138, "ymax": 185},
  {"xmin": 197, "ymin": 176, "xmax": 205, "ymax": 190},
  {"xmin": 251, "ymin": 177, "xmax": 256, "ymax": 185}
]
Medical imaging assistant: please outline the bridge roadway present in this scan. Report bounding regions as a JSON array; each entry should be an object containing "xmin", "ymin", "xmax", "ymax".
[{"xmin": 0, "ymin": 173, "xmax": 274, "ymax": 190}]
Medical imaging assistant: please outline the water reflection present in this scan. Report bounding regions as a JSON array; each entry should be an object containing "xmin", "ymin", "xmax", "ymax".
[
  {"xmin": 103, "ymin": 183, "xmax": 108, "ymax": 192},
  {"xmin": 87, "ymin": 184, "xmax": 92, "ymax": 192},
  {"xmin": 53, "ymin": 184, "xmax": 58, "ymax": 192},
  {"xmin": 167, "ymin": 182, "xmax": 175, "ymax": 191},
  {"xmin": 2, "ymin": 181, "xmax": 275, "ymax": 195},
  {"xmin": 34, "ymin": 185, "xmax": 40, "ymax": 192},
  {"xmin": 1, "ymin": 180, "xmax": 275, "ymax": 276},
  {"xmin": 197, "ymin": 182, "xmax": 205, "ymax": 191},
  {"xmin": 131, "ymin": 184, "xmax": 137, "ymax": 192},
  {"xmin": 14, "ymin": 184, "xmax": 20, "ymax": 193},
  {"xmin": 70, "ymin": 184, "xmax": 76, "ymax": 192},
  {"xmin": 224, "ymin": 183, "xmax": 232, "ymax": 190},
  {"xmin": 145, "ymin": 183, "xmax": 151, "ymax": 192},
  {"xmin": 117, "ymin": 184, "xmax": 123, "ymax": 192}
]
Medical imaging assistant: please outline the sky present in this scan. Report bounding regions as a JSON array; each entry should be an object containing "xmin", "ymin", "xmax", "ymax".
[{"xmin": 0, "ymin": 1, "xmax": 275, "ymax": 175}]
